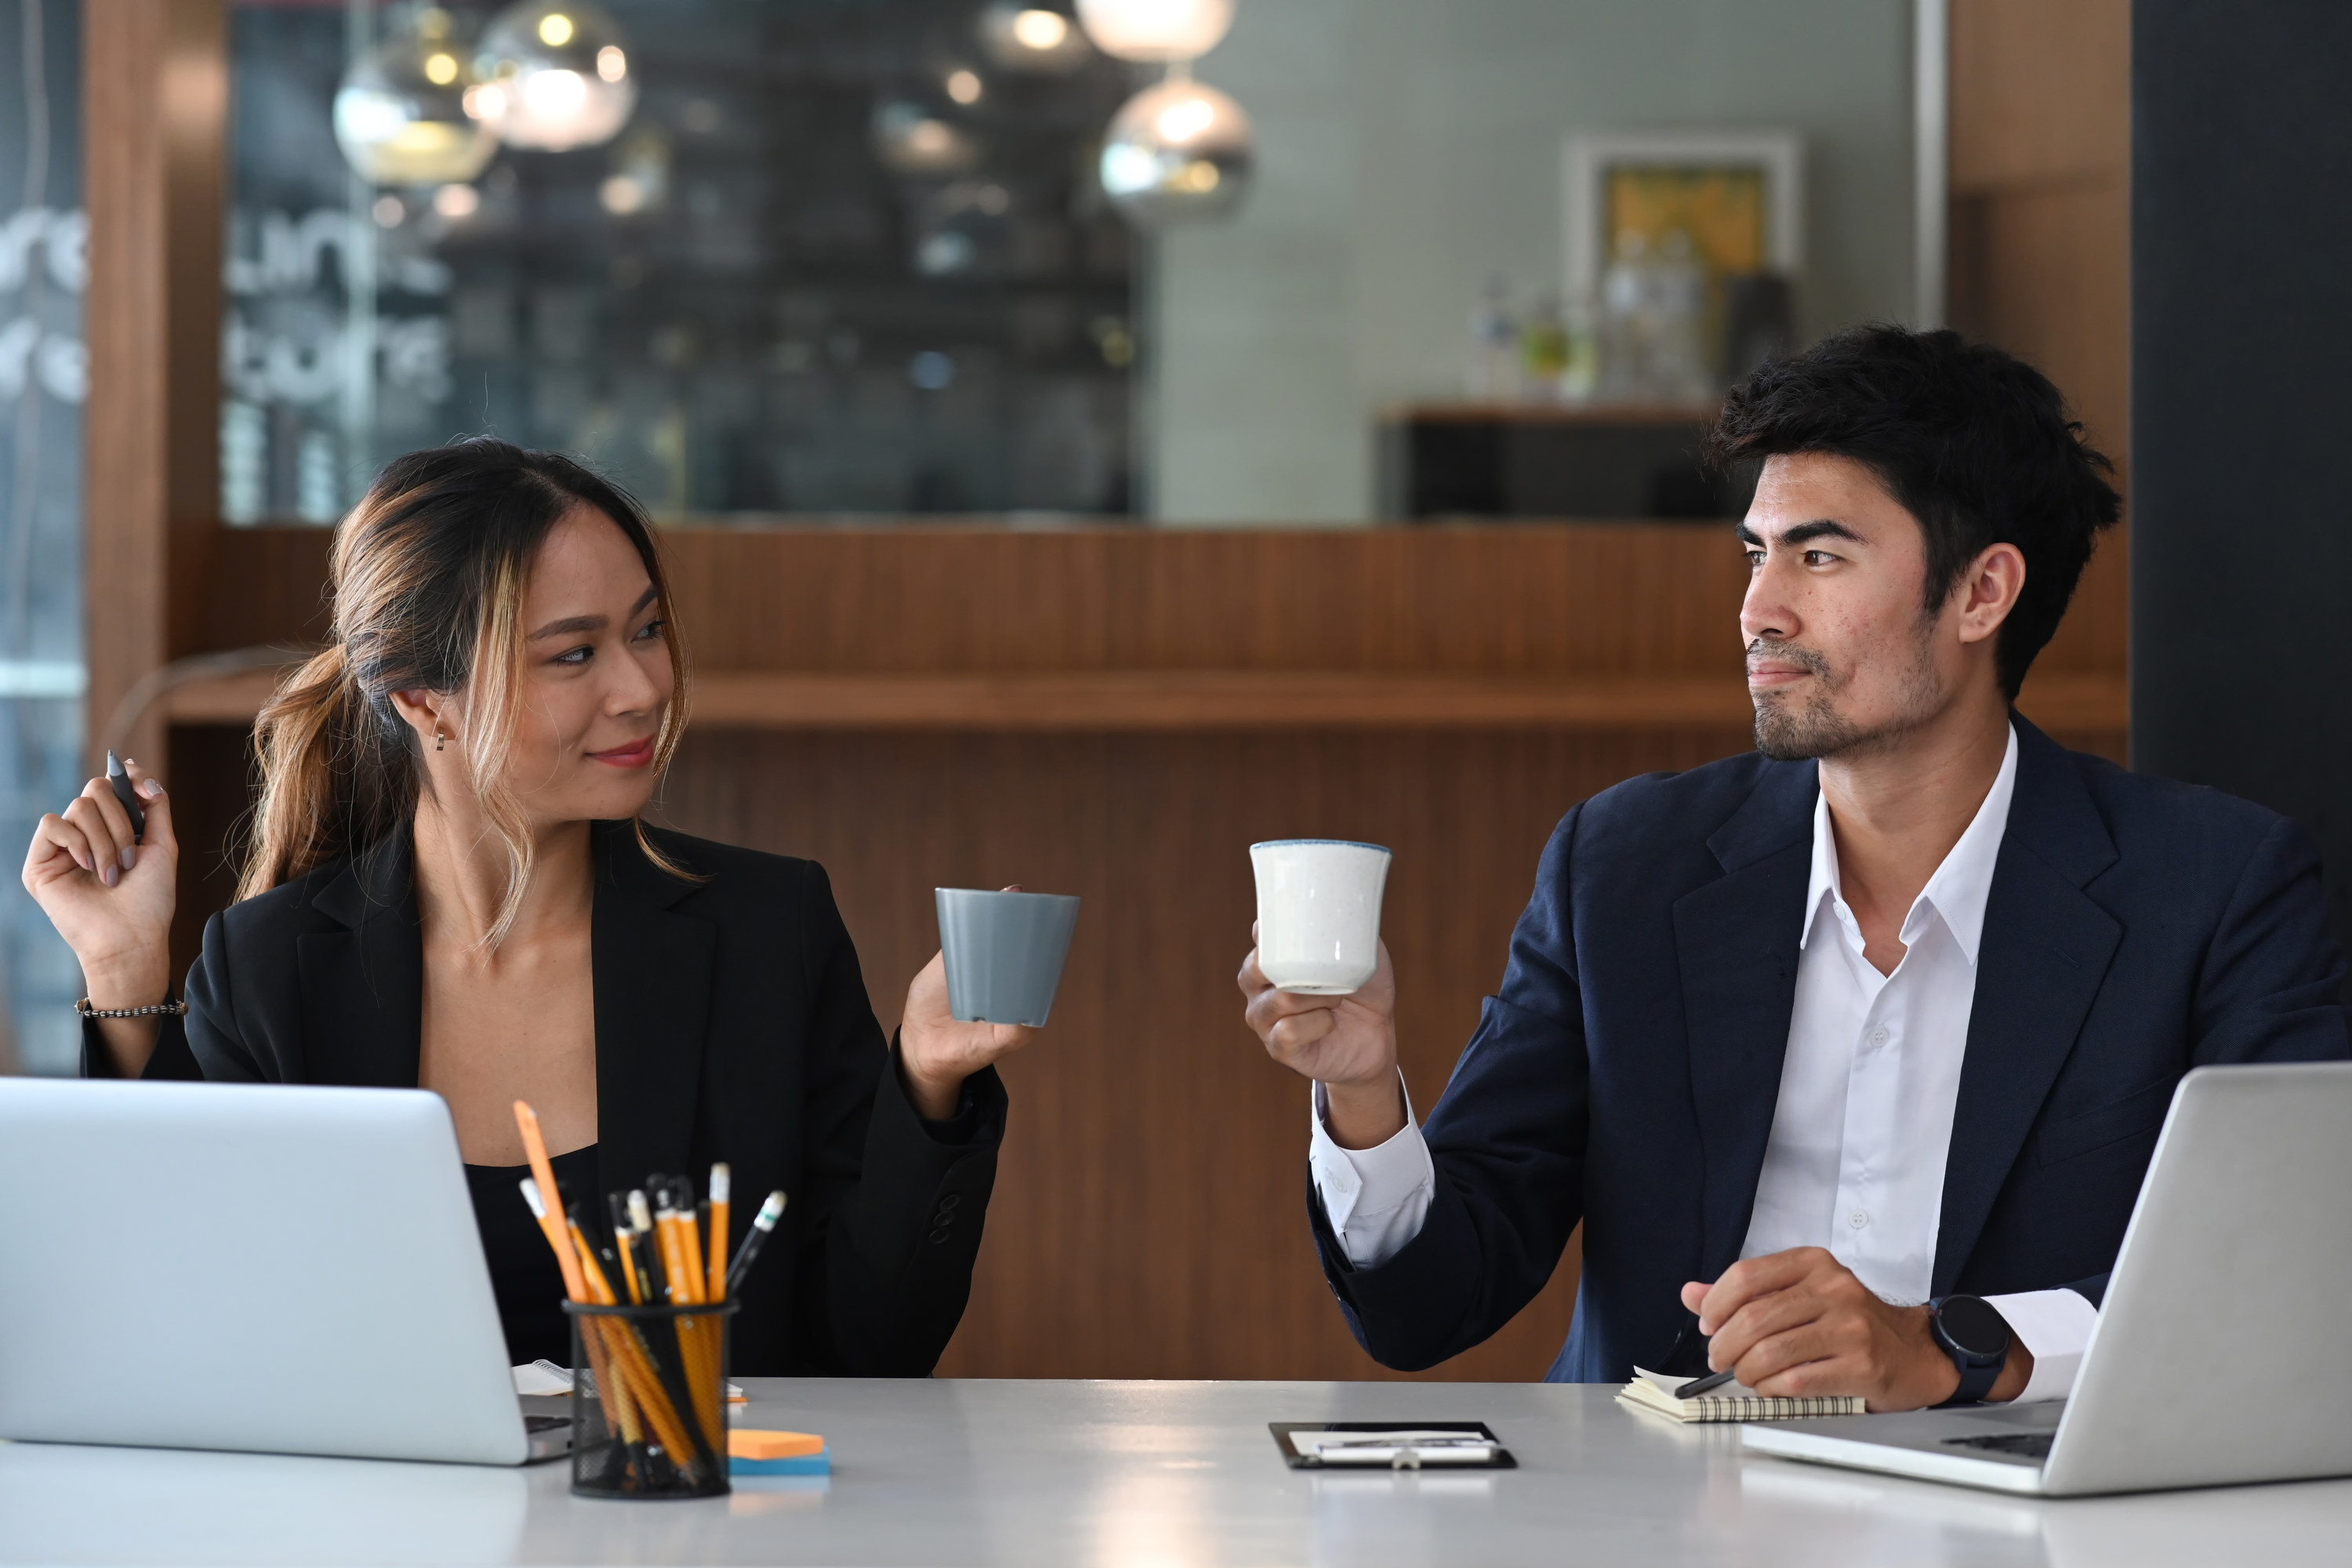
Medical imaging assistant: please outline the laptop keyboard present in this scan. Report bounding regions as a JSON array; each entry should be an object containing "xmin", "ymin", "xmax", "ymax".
[{"xmin": 1941, "ymin": 1432, "xmax": 2053, "ymax": 1460}]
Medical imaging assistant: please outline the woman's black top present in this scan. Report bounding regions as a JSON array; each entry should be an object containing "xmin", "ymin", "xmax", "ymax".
[
  {"xmin": 466, "ymin": 1142, "xmax": 601, "ymax": 1367},
  {"xmin": 85, "ymin": 821, "xmax": 1007, "ymax": 1377}
]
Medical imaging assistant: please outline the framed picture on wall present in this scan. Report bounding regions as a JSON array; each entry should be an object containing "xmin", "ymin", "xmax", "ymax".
[{"xmin": 1561, "ymin": 130, "xmax": 1805, "ymax": 305}]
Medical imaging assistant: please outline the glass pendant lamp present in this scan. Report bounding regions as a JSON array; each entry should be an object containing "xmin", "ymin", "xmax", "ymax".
[
  {"xmin": 1075, "ymin": 0, "xmax": 1234, "ymax": 63},
  {"xmin": 334, "ymin": 5, "xmax": 499, "ymax": 184},
  {"xmin": 1098, "ymin": 66, "xmax": 1252, "ymax": 225},
  {"xmin": 466, "ymin": 2, "xmax": 638, "ymax": 152}
]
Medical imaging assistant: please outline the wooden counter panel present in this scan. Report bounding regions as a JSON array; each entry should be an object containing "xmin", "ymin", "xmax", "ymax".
[
  {"xmin": 656, "ymin": 724, "xmax": 1748, "ymax": 1380},
  {"xmin": 666, "ymin": 524, "xmax": 1755, "ymax": 677},
  {"xmin": 160, "ymin": 665, "xmax": 2126, "ymax": 736},
  {"xmin": 190, "ymin": 518, "xmax": 2127, "ymax": 689}
]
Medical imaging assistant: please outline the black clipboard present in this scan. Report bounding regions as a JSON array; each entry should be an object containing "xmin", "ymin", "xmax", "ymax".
[{"xmin": 1270, "ymin": 1421, "xmax": 1516, "ymax": 1469}]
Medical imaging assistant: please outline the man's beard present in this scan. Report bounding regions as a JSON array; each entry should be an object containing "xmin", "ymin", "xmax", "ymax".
[{"xmin": 1748, "ymin": 630, "xmax": 1944, "ymax": 762}]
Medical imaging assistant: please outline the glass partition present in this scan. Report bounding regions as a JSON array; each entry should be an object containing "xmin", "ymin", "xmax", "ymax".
[
  {"xmin": 0, "ymin": 0, "xmax": 83, "ymax": 1073},
  {"xmin": 225, "ymin": 0, "xmax": 1140, "ymax": 523},
  {"xmin": 224, "ymin": 2, "xmax": 1922, "ymax": 528}
]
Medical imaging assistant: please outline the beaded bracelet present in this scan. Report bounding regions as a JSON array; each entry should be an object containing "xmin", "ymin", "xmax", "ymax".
[{"xmin": 74, "ymin": 996, "xmax": 187, "ymax": 1020}]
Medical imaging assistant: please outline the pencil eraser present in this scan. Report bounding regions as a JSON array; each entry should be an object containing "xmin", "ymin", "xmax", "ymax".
[{"xmin": 730, "ymin": 1428, "xmax": 824, "ymax": 1461}]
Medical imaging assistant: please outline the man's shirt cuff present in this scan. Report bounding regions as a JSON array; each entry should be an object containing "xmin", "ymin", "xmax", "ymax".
[
  {"xmin": 1984, "ymin": 1287, "xmax": 2100, "ymax": 1403},
  {"xmin": 1307, "ymin": 1072, "xmax": 1436, "ymax": 1269}
]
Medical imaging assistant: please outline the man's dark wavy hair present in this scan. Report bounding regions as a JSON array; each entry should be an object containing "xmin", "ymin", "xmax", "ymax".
[{"xmin": 1706, "ymin": 325, "xmax": 2122, "ymax": 699}]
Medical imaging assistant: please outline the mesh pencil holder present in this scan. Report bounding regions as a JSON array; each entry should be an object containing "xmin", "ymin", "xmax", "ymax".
[{"xmin": 564, "ymin": 1298, "xmax": 739, "ymax": 1499}]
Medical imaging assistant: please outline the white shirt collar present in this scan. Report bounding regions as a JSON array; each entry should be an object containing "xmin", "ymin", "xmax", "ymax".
[{"xmin": 1799, "ymin": 724, "xmax": 2020, "ymax": 967}]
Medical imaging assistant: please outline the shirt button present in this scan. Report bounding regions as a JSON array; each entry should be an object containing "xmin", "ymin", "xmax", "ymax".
[
  {"xmin": 1849, "ymin": 1210, "xmax": 1869, "ymax": 1229},
  {"xmin": 1867, "ymin": 1027, "xmax": 1890, "ymax": 1047}
]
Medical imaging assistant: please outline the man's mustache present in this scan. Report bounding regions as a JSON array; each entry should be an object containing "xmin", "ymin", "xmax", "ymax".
[{"xmin": 1746, "ymin": 637, "xmax": 1831, "ymax": 679}]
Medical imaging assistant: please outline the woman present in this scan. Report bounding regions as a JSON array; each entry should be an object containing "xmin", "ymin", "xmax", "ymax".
[{"xmin": 20, "ymin": 439, "xmax": 1033, "ymax": 1375}]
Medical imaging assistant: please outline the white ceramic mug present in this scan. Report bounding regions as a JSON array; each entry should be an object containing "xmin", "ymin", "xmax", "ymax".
[{"xmin": 1250, "ymin": 839, "xmax": 1392, "ymax": 994}]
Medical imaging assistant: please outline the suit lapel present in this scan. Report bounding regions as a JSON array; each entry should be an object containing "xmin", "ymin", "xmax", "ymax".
[
  {"xmin": 297, "ymin": 835, "xmax": 424, "ymax": 1087},
  {"xmin": 1932, "ymin": 720, "xmax": 2122, "ymax": 1293},
  {"xmin": 1674, "ymin": 762, "xmax": 1819, "ymax": 1277},
  {"xmin": 590, "ymin": 822, "xmax": 716, "ymax": 1203}
]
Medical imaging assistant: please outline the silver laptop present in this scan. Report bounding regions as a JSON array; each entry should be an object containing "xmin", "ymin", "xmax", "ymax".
[
  {"xmin": 1743, "ymin": 1061, "xmax": 2352, "ymax": 1495},
  {"xmin": 0, "ymin": 1077, "xmax": 572, "ymax": 1465}
]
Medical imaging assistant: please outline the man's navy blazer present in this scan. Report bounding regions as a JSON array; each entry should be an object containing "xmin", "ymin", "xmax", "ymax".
[{"xmin": 1312, "ymin": 717, "xmax": 2350, "ymax": 1381}]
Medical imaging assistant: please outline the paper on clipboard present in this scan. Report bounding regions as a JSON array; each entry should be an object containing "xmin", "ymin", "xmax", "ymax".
[
  {"xmin": 1294, "ymin": 1428, "xmax": 1497, "ymax": 1465},
  {"xmin": 1270, "ymin": 1421, "xmax": 1516, "ymax": 1469}
]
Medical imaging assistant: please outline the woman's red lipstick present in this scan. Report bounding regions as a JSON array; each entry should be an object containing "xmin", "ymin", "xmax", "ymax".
[{"xmin": 588, "ymin": 736, "xmax": 656, "ymax": 768}]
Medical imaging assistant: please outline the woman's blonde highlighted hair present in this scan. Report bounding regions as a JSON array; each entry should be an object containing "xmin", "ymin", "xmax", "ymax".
[{"xmin": 239, "ymin": 438, "xmax": 691, "ymax": 944}]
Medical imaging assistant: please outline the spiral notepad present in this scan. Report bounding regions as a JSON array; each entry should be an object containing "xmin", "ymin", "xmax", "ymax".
[{"xmin": 1617, "ymin": 1367, "xmax": 1865, "ymax": 1423}]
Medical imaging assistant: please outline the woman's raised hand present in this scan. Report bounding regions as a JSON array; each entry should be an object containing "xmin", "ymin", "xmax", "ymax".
[
  {"xmin": 20, "ymin": 758, "xmax": 177, "ymax": 1011},
  {"xmin": 898, "ymin": 948, "xmax": 1038, "ymax": 1121}
]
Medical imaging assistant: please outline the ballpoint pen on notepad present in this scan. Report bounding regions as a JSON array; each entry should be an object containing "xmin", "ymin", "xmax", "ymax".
[{"xmin": 1675, "ymin": 1369, "xmax": 1738, "ymax": 1399}]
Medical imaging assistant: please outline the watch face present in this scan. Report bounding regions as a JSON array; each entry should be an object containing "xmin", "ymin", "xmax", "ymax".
[{"xmin": 1937, "ymin": 1296, "xmax": 2011, "ymax": 1360}]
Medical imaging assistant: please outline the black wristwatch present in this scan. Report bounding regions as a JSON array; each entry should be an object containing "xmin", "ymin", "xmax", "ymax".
[{"xmin": 1927, "ymin": 1295, "xmax": 2013, "ymax": 1405}]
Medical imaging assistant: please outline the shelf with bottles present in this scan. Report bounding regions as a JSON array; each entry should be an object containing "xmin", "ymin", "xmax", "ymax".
[
  {"xmin": 1456, "ymin": 257, "xmax": 1794, "ymax": 422},
  {"xmin": 1375, "ymin": 402, "xmax": 1751, "ymax": 523}
]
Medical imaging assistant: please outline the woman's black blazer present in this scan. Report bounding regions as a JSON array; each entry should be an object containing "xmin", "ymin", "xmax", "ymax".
[{"xmin": 84, "ymin": 820, "xmax": 1006, "ymax": 1377}]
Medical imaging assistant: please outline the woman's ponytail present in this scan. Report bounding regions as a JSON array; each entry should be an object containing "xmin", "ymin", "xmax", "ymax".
[{"xmin": 238, "ymin": 643, "xmax": 390, "ymax": 899}]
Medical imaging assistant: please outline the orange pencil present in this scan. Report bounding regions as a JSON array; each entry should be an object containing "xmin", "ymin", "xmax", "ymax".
[
  {"xmin": 511, "ymin": 1102, "xmax": 586, "ymax": 1302},
  {"xmin": 706, "ymin": 1163, "xmax": 731, "ymax": 1303},
  {"xmin": 653, "ymin": 1187, "xmax": 700, "ymax": 1305},
  {"xmin": 681, "ymin": 1189, "xmax": 707, "ymax": 1308}
]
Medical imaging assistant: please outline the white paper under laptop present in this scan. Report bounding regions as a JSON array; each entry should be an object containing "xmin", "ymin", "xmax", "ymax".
[
  {"xmin": 0, "ymin": 1077, "xmax": 569, "ymax": 1465},
  {"xmin": 1742, "ymin": 1061, "xmax": 2352, "ymax": 1495}
]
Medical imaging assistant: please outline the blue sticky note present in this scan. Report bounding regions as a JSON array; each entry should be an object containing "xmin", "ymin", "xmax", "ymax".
[{"xmin": 731, "ymin": 1450, "xmax": 829, "ymax": 1476}]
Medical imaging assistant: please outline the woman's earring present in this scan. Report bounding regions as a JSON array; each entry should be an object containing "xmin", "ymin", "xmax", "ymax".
[{"xmin": 434, "ymin": 730, "xmax": 446, "ymax": 753}]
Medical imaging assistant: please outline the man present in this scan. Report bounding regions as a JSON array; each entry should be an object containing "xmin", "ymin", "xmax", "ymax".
[{"xmin": 1240, "ymin": 327, "xmax": 2348, "ymax": 1410}]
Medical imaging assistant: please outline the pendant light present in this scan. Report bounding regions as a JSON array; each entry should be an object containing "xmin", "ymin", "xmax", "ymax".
[
  {"xmin": 467, "ymin": 2, "xmax": 638, "ymax": 153},
  {"xmin": 334, "ymin": 6, "xmax": 499, "ymax": 185},
  {"xmin": 1098, "ymin": 66, "xmax": 1252, "ymax": 226},
  {"xmin": 978, "ymin": 4, "xmax": 1095, "ymax": 74},
  {"xmin": 1075, "ymin": 0, "xmax": 1234, "ymax": 63}
]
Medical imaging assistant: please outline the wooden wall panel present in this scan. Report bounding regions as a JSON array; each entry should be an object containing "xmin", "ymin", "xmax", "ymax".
[
  {"xmin": 83, "ymin": 0, "xmax": 226, "ymax": 768},
  {"xmin": 1947, "ymin": 0, "xmax": 2132, "ymax": 765},
  {"xmin": 1948, "ymin": 0, "xmax": 2129, "ymax": 463},
  {"xmin": 655, "ymin": 724, "xmax": 1749, "ymax": 1380}
]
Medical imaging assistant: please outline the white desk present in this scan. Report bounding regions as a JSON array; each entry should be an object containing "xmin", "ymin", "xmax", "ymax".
[{"xmin": 3, "ymin": 1380, "xmax": 2346, "ymax": 1566}]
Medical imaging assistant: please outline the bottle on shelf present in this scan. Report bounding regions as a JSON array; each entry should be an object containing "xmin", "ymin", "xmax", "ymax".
[
  {"xmin": 1465, "ymin": 273, "xmax": 1519, "ymax": 401},
  {"xmin": 1519, "ymin": 292, "xmax": 1570, "ymax": 403},
  {"xmin": 1649, "ymin": 229, "xmax": 1711, "ymax": 405}
]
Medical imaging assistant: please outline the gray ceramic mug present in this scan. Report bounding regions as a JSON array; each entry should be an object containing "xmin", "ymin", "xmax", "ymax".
[{"xmin": 935, "ymin": 888, "xmax": 1082, "ymax": 1026}]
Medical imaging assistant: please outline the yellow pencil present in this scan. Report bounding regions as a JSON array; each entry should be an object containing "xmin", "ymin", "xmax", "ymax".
[
  {"xmin": 510, "ymin": 1102, "xmax": 586, "ymax": 1302},
  {"xmin": 706, "ymin": 1163, "xmax": 731, "ymax": 1303}
]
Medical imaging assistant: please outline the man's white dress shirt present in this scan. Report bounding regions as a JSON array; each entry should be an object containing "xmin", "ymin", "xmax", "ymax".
[{"xmin": 1308, "ymin": 724, "xmax": 2098, "ymax": 1402}]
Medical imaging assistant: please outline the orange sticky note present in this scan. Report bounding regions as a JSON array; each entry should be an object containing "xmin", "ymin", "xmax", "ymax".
[{"xmin": 730, "ymin": 1429, "xmax": 825, "ymax": 1461}]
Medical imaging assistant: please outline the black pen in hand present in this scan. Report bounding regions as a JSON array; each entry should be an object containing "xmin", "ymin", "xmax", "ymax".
[{"xmin": 106, "ymin": 751, "xmax": 145, "ymax": 844}]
